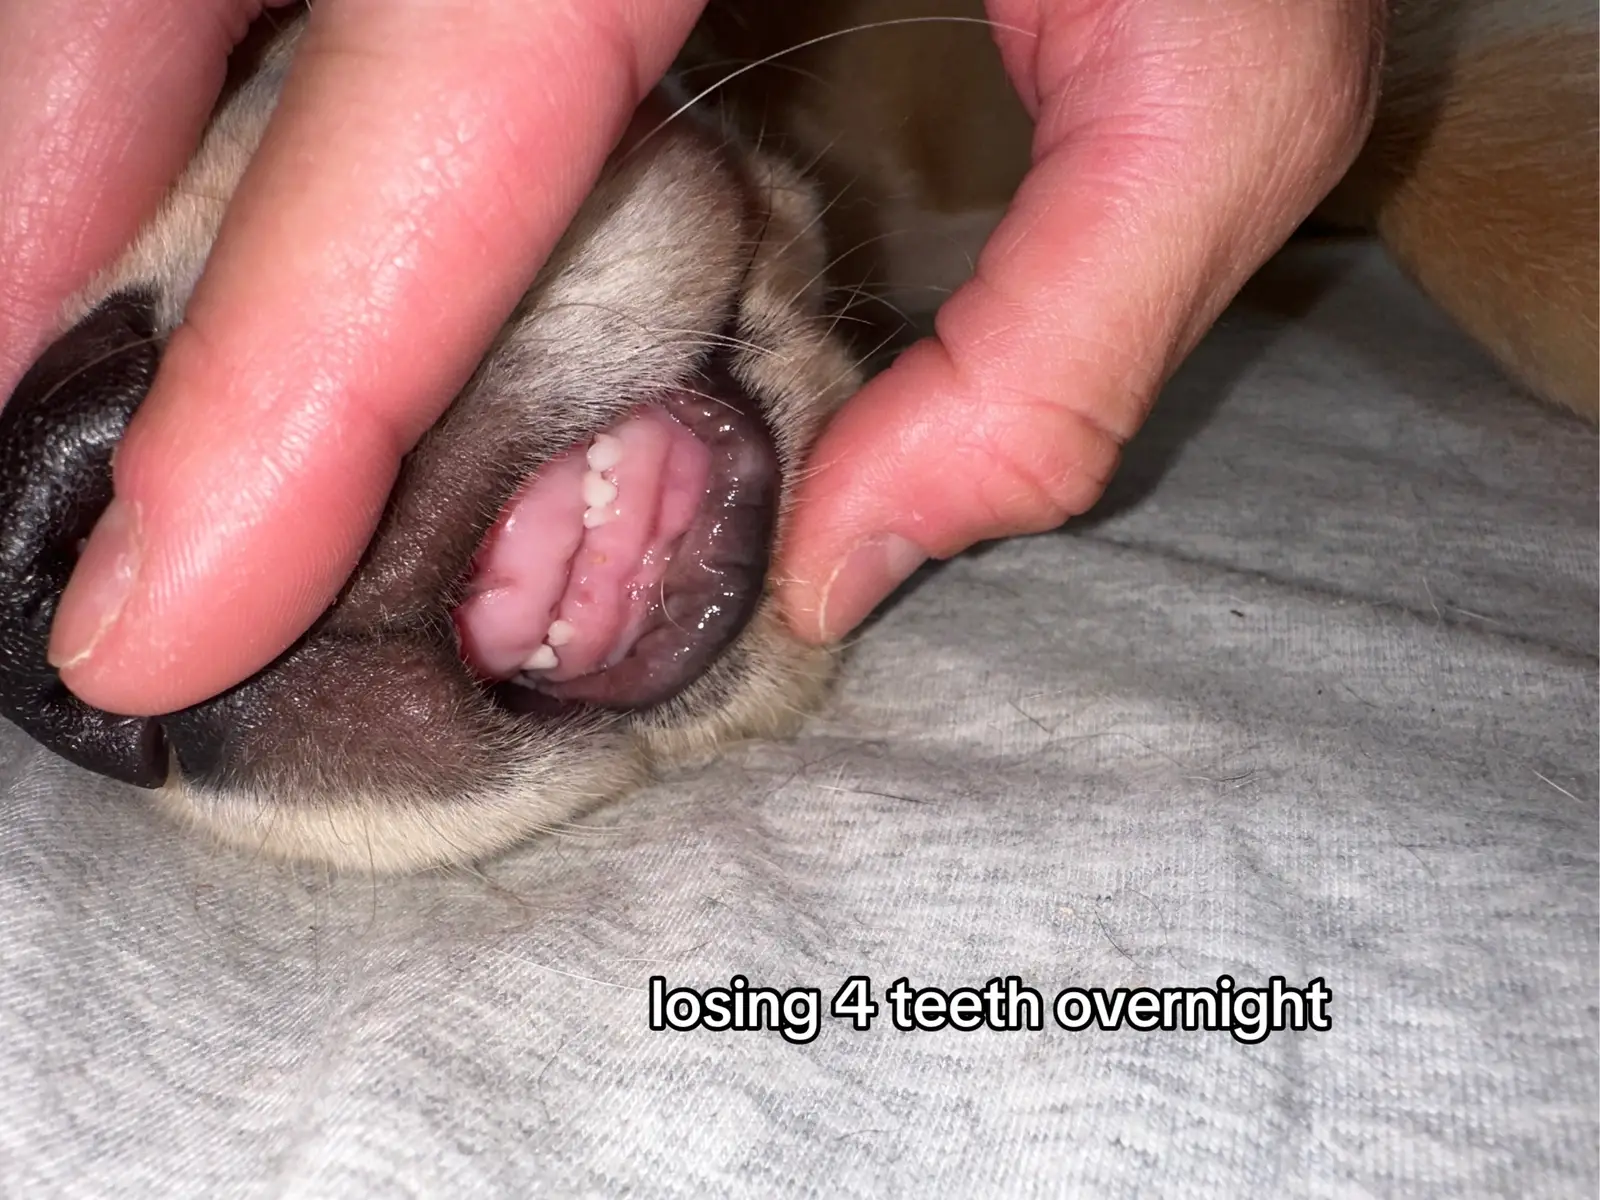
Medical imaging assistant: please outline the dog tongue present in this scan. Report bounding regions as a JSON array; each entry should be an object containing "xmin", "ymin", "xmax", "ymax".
[{"xmin": 454, "ymin": 405, "xmax": 712, "ymax": 684}]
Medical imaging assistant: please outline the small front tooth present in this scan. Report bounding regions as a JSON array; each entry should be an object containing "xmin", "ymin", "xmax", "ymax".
[
  {"xmin": 582, "ymin": 506, "xmax": 612, "ymax": 529},
  {"xmin": 586, "ymin": 433, "xmax": 623, "ymax": 473},
  {"xmin": 582, "ymin": 471, "xmax": 618, "ymax": 509},
  {"xmin": 523, "ymin": 643, "xmax": 559, "ymax": 671},
  {"xmin": 545, "ymin": 619, "xmax": 575, "ymax": 646}
]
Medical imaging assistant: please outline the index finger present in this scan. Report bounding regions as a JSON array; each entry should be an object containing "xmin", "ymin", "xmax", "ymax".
[{"xmin": 49, "ymin": 0, "xmax": 707, "ymax": 715}]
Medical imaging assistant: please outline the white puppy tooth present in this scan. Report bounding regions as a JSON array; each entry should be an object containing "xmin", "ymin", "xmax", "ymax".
[
  {"xmin": 586, "ymin": 433, "xmax": 623, "ymax": 472},
  {"xmin": 523, "ymin": 644, "xmax": 558, "ymax": 671},
  {"xmin": 582, "ymin": 506, "xmax": 612, "ymax": 529},
  {"xmin": 545, "ymin": 619, "xmax": 575, "ymax": 647},
  {"xmin": 582, "ymin": 471, "xmax": 619, "ymax": 509}
]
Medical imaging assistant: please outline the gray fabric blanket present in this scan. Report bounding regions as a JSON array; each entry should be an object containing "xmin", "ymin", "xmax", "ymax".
[{"xmin": 2, "ymin": 240, "xmax": 1595, "ymax": 1198}]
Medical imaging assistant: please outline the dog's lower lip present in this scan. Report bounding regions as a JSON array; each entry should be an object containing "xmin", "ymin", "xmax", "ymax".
[{"xmin": 456, "ymin": 361, "xmax": 780, "ymax": 712}]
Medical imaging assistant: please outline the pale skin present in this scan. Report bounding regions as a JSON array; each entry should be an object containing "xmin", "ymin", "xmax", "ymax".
[{"xmin": 0, "ymin": 0, "xmax": 1383, "ymax": 718}]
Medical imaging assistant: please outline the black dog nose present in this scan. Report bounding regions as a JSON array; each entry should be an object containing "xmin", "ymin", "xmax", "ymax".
[{"xmin": 0, "ymin": 291, "xmax": 169, "ymax": 787}]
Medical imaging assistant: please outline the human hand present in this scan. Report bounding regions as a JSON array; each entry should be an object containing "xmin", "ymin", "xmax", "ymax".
[
  {"xmin": 0, "ymin": 0, "xmax": 707, "ymax": 716},
  {"xmin": 775, "ymin": 0, "xmax": 1384, "ymax": 642}
]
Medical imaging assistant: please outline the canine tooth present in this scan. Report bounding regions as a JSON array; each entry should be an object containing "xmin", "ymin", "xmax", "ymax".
[
  {"xmin": 523, "ymin": 644, "xmax": 558, "ymax": 671},
  {"xmin": 582, "ymin": 471, "xmax": 618, "ymax": 509},
  {"xmin": 586, "ymin": 434, "xmax": 623, "ymax": 473},
  {"xmin": 545, "ymin": 619, "xmax": 575, "ymax": 646},
  {"xmin": 582, "ymin": 506, "xmax": 612, "ymax": 529}
]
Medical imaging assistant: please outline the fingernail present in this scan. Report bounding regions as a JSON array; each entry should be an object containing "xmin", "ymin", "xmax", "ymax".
[
  {"xmin": 48, "ymin": 499, "xmax": 142, "ymax": 671},
  {"xmin": 816, "ymin": 533, "xmax": 926, "ymax": 642}
]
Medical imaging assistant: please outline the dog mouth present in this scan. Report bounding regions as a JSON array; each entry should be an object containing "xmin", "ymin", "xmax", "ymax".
[
  {"xmin": 0, "ymin": 293, "xmax": 785, "ymax": 792},
  {"xmin": 455, "ymin": 358, "xmax": 780, "ymax": 712}
]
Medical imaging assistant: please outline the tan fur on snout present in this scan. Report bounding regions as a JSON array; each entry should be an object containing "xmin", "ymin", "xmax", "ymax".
[{"xmin": 152, "ymin": 738, "xmax": 651, "ymax": 877}]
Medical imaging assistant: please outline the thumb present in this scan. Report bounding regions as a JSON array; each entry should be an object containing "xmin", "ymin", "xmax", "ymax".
[{"xmin": 777, "ymin": 0, "xmax": 1379, "ymax": 643}]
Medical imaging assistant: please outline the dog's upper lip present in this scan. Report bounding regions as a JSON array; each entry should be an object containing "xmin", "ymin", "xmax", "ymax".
[{"xmin": 455, "ymin": 359, "xmax": 780, "ymax": 712}]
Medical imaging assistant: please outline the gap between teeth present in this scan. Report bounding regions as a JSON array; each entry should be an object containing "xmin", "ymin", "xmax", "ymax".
[
  {"xmin": 526, "ymin": 436, "xmax": 622, "ymax": 674},
  {"xmin": 580, "ymin": 432, "xmax": 621, "ymax": 529}
]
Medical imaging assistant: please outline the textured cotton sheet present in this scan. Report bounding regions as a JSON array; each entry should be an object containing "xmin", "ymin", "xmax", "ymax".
[{"xmin": 1, "ymin": 241, "xmax": 1595, "ymax": 1198}]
